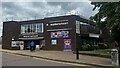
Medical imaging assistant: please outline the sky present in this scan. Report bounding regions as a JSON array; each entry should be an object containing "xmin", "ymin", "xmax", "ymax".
[{"xmin": 0, "ymin": 0, "xmax": 99, "ymax": 36}]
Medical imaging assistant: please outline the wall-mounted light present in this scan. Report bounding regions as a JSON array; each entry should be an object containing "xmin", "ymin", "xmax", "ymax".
[
  {"xmin": 12, "ymin": 38, "xmax": 14, "ymax": 40},
  {"xmin": 12, "ymin": 36, "xmax": 15, "ymax": 40},
  {"xmin": 46, "ymin": 24, "xmax": 49, "ymax": 26}
]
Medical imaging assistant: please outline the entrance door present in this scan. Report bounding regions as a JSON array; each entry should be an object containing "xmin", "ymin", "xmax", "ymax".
[
  {"xmin": 23, "ymin": 41, "xmax": 30, "ymax": 50},
  {"xmin": 64, "ymin": 39, "xmax": 71, "ymax": 50},
  {"xmin": 24, "ymin": 40, "xmax": 39, "ymax": 50}
]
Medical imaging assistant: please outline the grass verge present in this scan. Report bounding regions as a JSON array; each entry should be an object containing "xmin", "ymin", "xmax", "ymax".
[{"xmin": 80, "ymin": 49, "xmax": 112, "ymax": 56}]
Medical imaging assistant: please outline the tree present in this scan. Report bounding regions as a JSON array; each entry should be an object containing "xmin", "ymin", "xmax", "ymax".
[{"xmin": 90, "ymin": 2, "xmax": 120, "ymax": 49}]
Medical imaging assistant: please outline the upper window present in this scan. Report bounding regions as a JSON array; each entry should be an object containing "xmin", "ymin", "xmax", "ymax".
[{"xmin": 21, "ymin": 23, "xmax": 43, "ymax": 34}]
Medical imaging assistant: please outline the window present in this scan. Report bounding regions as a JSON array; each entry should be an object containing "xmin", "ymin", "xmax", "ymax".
[
  {"xmin": 21, "ymin": 23, "xmax": 44, "ymax": 34},
  {"xmin": 25, "ymin": 25, "xmax": 28, "ymax": 33},
  {"xmin": 33, "ymin": 24, "xmax": 36, "ymax": 32},
  {"xmin": 30, "ymin": 24, "xmax": 32, "ymax": 33},
  {"xmin": 21, "ymin": 25, "xmax": 25, "ymax": 34},
  {"xmin": 81, "ymin": 24, "xmax": 88, "ymax": 30},
  {"xmin": 37, "ymin": 24, "xmax": 43, "ymax": 33},
  {"xmin": 27, "ymin": 25, "xmax": 30, "ymax": 33}
]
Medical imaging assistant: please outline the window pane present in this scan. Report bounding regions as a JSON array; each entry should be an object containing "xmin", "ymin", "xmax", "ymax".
[
  {"xmin": 24, "ymin": 25, "xmax": 27, "ymax": 33},
  {"xmin": 29, "ymin": 24, "xmax": 32, "ymax": 33},
  {"xmin": 33, "ymin": 24, "xmax": 36, "ymax": 32},
  {"xmin": 35, "ymin": 24, "xmax": 38, "ymax": 33},
  {"xmin": 27, "ymin": 24, "xmax": 30, "ymax": 33},
  {"xmin": 21, "ymin": 25, "xmax": 25, "ymax": 34},
  {"xmin": 37, "ymin": 23, "xmax": 43, "ymax": 33}
]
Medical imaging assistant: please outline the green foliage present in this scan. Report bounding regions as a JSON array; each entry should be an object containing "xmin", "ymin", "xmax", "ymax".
[
  {"xmin": 80, "ymin": 49, "xmax": 112, "ymax": 56},
  {"xmin": 81, "ymin": 43, "xmax": 108, "ymax": 51},
  {"xmin": 90, "ymin": 2, "xmax": 120, "ymax": 48},
  {"xmin": 111, "ymin": 22, "xmax": 120, "ymax": 44},
  {"xmin": 94, "ymin": 45, "xmax": 99, "ymax": 50},
  {"xmin": 98, "ymin": 43, "xmax": 108, "ymax": 49},
  {"xmin": 81, "ymin": 44, "xmax": 91, "ymax": 51}
]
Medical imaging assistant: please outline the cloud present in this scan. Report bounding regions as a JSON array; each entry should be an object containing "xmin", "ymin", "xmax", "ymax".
[
  {"xmin": 1, "ymin": 2, "xmax": 98, "ymax": 36},
  {"xmin": 2, "ymin": 2, "xmax": 97, "ymax": 19},
  {"xmin": 0, "ymin": 2, "xmax": 2, "ymax": 36}
]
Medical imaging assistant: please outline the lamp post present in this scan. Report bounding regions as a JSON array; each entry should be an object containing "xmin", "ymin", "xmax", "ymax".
[
  {"xmin": 76, "ymin": 21, "xmax": 81, "ymax": 60},
  {"xmin": 76, "ymin": 35, "xmax": 79, "ymax": 60}
]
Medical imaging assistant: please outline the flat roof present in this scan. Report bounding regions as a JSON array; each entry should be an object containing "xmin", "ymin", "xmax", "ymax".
[{"xmin": 3, "ymin": 15, "xmax": 96, "ymax": 26}]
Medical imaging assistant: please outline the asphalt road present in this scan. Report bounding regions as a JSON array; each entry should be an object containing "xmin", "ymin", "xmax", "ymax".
[
  {"xmin": 1, "ymin": 52, "xmax": 116, "ymax": 68},
  {"xmin": 2, "ymin": 52, "xmax": 72, "ymax": 66},
  {"xmin": 2, "ymin": 52, "xmax": 93, "ymax": 68}
]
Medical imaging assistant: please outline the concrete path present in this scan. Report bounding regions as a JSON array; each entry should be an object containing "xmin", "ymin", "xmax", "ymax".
[{"xmin": 0, "ymin": 49, "xmax": 114, "ymax": 67}]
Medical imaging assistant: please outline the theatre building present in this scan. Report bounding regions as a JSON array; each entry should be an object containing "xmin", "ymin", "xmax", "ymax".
[{"xmin": 2, "ymin": 15, "xmax": 100, "ymax": 51}]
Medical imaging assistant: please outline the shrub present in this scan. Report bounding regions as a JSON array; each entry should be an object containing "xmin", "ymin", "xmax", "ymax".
[
  {"xmin": 81, "ymin": 43, "xmax": 109, "ymax": 51},
  {"xmin": 98, "ymin": 43, "xmax": 108, "ymax": 49},
  {"xmin": 81, "ymin": 44, "xmax": 102, "ymax": 51},
  {"xmin": 81, "ymin": 44, "xmax": 90, "ymax": 51},
  {"xmin": 93, "ymin": 45, "xmax": 99, "ymax": 50}
]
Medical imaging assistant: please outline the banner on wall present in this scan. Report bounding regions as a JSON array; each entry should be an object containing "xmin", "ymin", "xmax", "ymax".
[
  {"xmin": 51, "ymin": 31, "xmax": 69, "ymax": 38},
  {"xmin": 64, "ymin": 39, "xmax": 71, "ymax": 50}
]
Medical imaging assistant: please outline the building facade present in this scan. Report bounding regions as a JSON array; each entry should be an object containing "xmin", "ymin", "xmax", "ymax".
[{"xmin": 2, "ymin": 15, "xmax": 100, "ymax": 51}]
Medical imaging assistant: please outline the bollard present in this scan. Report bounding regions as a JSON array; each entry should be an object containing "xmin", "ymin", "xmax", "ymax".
[
  {"xmin": 36, "ymin": 45, "xmax": 40, "ymax": 51},
  {"xmin": 111, "ymin": 49, "xmax": 119, "ymax": 66}
]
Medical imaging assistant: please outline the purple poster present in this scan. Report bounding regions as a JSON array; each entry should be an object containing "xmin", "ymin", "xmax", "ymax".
[{"xmin": 64, "ymin": 39, "xmax": 71, "ymax": 50}]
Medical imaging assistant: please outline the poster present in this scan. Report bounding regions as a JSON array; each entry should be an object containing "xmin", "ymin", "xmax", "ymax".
[
  {"xmin": 51, "ymin": 31, "xmax": 69, "ymax": 38},
  {"xmin": 64, "ymin": 39, "xmax": 71, "ymax": 50},
  {"xmin": 51, "ymin": 40, "xmax": 57, "ymax": 45},
  {"xmin": 51, "ymin": 32, "xmax": 58, "ymax": 38},
  {"xmin": 62, "ymin": 31, "xmax": 69, "ymax": 38}
]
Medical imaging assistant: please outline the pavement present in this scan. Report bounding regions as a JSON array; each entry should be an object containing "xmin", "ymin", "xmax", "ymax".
[{"xmin": 0, "ymin": 48, "xmax": 117, "ymax": 68}]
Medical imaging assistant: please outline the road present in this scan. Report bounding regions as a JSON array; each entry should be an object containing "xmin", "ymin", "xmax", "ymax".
[
  {"xmin": 2, "ymin": 52, "xmax": 93, "ymax": 68},
  {"xmin": 1, "ymin": 52, "xmax": 115, "ymax": 68},
  {"xmin": 2, "ymin": 52, "xmax": 72, "ymax": 66}
]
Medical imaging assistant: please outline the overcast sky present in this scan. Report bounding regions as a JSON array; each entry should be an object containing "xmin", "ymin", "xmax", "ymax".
[{"xmin": 0, "ymin": 0, "xmax": 98, "ymax": 36}]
